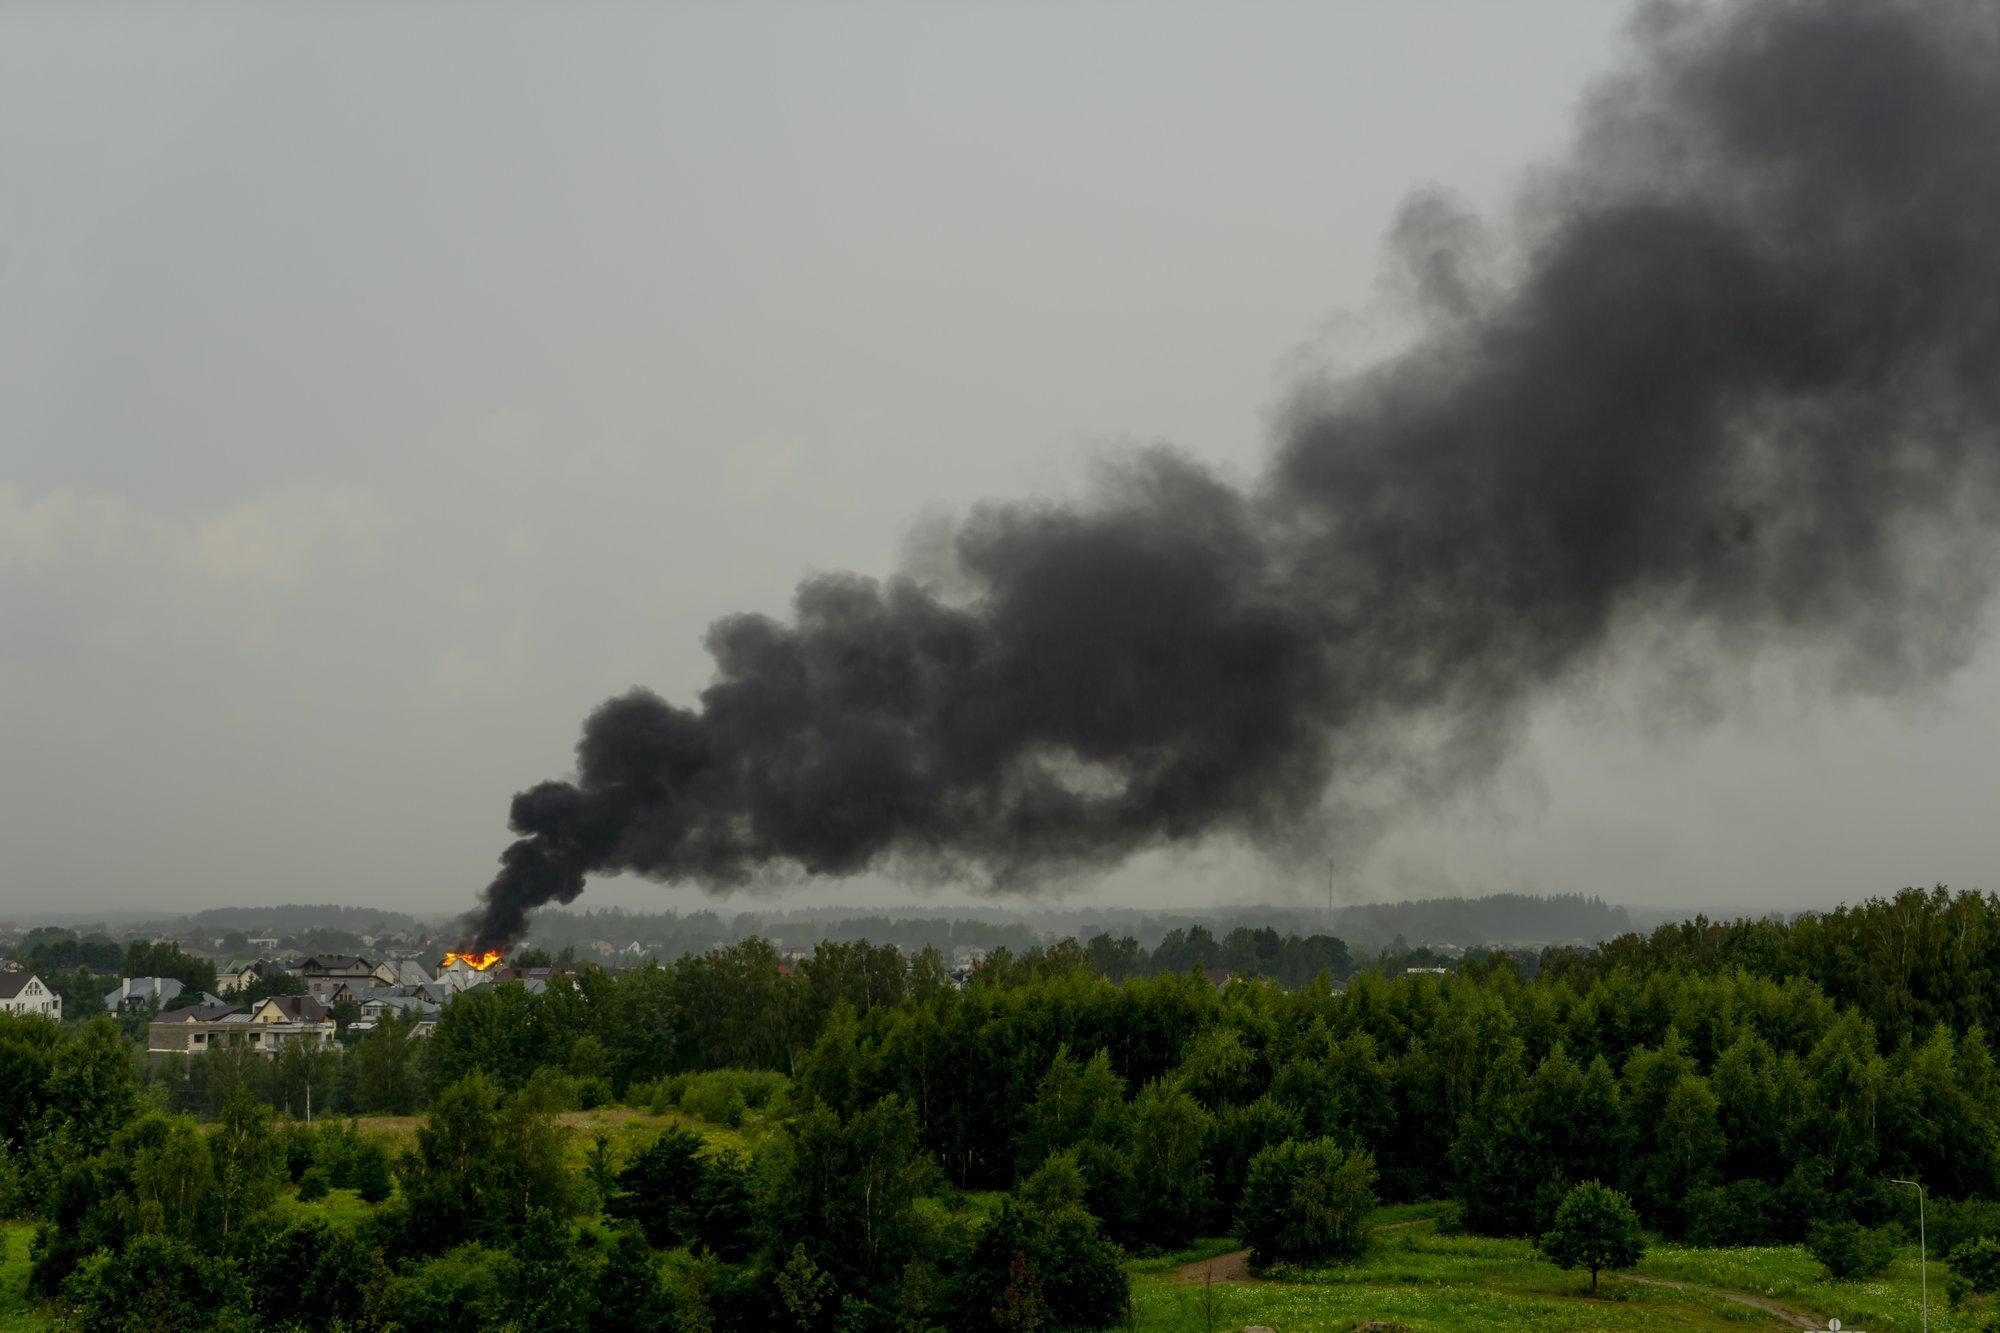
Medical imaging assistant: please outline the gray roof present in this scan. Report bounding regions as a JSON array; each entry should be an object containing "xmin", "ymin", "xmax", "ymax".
[
  {"xmin": 377, "ymin": 960, "xmax": 432, "ymax": 986},
  {"xmin": 365, "ymin": 993, "xmax": 442, "ymax": 1017},
  {"xmin": 297, "ymin": 954, "xmax": 372, "ymax": 973},
  {"xmin": 104, "ymin": 977, "xmax": 185, "ymax": 1011},
  {"xmin": 163, "ymin": 1001, "xmax": 244, "ymax": 1022}
]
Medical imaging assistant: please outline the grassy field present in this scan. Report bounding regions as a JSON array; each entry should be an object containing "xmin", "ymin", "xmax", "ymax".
[
  {"xmin": 1641, "ymin": 1241, "xmax": 1986, "ymax": 1332},
  {"xmin": 1129, "ymin": 1207, "xmax": 1976, "ymax": 1331},
  {"xmin": 341, "ymin": 1101, "xmax": 777, "ymax": 1165},
  {"xmin": 0, "ymin": 1222, "xmax": 48, "ymax": 1333},
  {"xmin": 273, "ymin": 1184, "xmax": 382, "ymax": 1228}
]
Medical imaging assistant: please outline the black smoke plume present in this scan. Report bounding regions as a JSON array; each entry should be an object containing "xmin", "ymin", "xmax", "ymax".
[{"xmin": 469, "ymin": 0, "xmax": 2000, "ymax": 950}]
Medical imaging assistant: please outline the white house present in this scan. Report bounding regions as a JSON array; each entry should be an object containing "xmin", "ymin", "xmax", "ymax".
[
  {"xmin": 0, "ymin": 972, "xmax": 60, "ymax": 1019},
  {"xmin": 434, "ymin": 956, "xmax": 500, "ymax": 992}
]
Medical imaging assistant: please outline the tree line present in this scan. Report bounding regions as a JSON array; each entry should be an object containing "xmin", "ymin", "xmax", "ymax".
[{"xmin": 7, "ymin": 886, "xmax": 2000, "ymax": 1328}]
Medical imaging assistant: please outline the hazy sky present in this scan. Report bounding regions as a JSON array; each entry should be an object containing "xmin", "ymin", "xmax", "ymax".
[{"xmin": 4, "ymin": 2, "xmax": 1996, "ymax": 920}]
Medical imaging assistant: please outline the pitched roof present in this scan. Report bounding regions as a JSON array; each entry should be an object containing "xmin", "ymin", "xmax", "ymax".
[
  {"xmin": 0, "ymin": 972, "xmax": 42, "ymax": 1000},
  {"xmin": 103, "ymin": 977, "xmax": 186, "ymax": 1010},
  {"xmin": 377, "ymin": 959, "xmax": 432, "ymax": 986},
  {"xmin": 297, "ymin": 954, "xmax": 371, "ymax": 971},
  {"xmin": 256, "ymin": 993, "xmax": 332, "ymax": 1023},
  {"xmin": 167, "ymin": 1001, "xmax": 243, "ymax": 1022},
  {"xmin": 366, "ymin": 993, "xmax": 442, "ymax": 1016}
]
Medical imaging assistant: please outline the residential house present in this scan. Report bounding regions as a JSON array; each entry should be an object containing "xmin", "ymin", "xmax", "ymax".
[
  {"xmin": 216, "ymin": 959, "xmax": 289, "ymax": 995},
  {"xmin": 0, "ymin": 972, "xmax": 60, "ymax": 1019},
  {"xmin": 351, "ymin": 991, "xmax": 442, "ymax": 1037},
  {"xmin": 434, "ymin": 956, "xmax": 500, "ymax": 992},
  {"xmin": 296, "ymin": 955, "xmax": 375, "ymax": 1000},
  {"xmin": 148, "ymin": 1003, "xmax": 243, "ymax": 1053},
  {"xmin": 148, "ymin": 996, "xmax": 335, "ymax": 1056},
  {"xmin": 372, "ymin": 959, "xmax": 432, "ymax": 988},
  {"xmin": 357, "ymin": 990, "xmax": 432, "ymax": 1021},
  {"xmin": 249, "ymin": 993, "xmax": 333, "ymax": 1027},
  {"xmin": 167, "ymin": 1001, "xmax": 245, "ymax": 1023},
  {"xmin": 103, "ymin": 977, "xmax": 187, "ymax": 1013}
]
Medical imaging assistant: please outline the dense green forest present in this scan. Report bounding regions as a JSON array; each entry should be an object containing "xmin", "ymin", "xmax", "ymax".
[{"xmin": 5, "ymin": 886, "xmax": 2000, "ymax": 1329}]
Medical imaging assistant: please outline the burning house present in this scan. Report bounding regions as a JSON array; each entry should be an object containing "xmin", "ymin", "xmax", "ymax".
[{"xmin": 436, "ymin": 950, "xmax": 505, "ymax": 992}]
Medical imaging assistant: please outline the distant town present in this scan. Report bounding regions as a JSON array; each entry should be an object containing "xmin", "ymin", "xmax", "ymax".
[{"xmin": 0, "ymin": 892, "xmax": 1647, "ymax": 1058}]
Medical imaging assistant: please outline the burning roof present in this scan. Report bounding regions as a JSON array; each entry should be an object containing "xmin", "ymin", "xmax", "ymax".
[{"xmin": 440, "ymin": 950, "xmax": 504, "ymax": 972}]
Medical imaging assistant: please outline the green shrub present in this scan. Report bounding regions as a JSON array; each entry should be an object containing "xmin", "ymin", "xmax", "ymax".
[
  {"xmin": 674, "ymin": 1070, "xmax": 789, "ymax": 1126},
  {"xmin": 610, "ymin": 1126, "xmax": 710, "ymax": 1248},
  {"xmin": 733, "ymin": 1070, "xmax": 789, "ymax": 1110},
  {"xmin": 379, "ymin": 1243, "xmax": 508, "ymax": 1332},
  {"xmin": 296, "ymin": 1166, "xmax": 331, "ymax": 1202},
  {"xmin": 1950, "ymin": 1235, "xmax": 2000, "ymax": 1295},
  {"xmin": 680, "ymin": 1079, "xmax": 747, "ymax": 1128},
  {"xmin": 243, "ymin": 1215, "xmax": 388, "ymax": 1330},
  {"xmin": 1235, "ymin": 1138, "xmax": 1376, "ymax": 1268},
  {"xmin": 322, "ymin": 1122, "xmax": 364, "ymax": 1187},
  {"xmin": 1807, "ymin": 1219, "xmax": 1897, "ymax": 1280},
  {"xmin": 1935, "ymin": 1198, "xmax": 2000, "ymax": 1259},
  {"xmin": 626, "ymin": 1076, "xmax": 677, "ymax": 1116},
  {"xmin": 0, "ymin": 1137, "xmax": 21, "ymax": 1219},
  {"xmin": 349, "ymin": 1140, "xmax": 395, "ymax": 1204},
  {"xmin": 517, "ymin": 1066, "xmax": 582, "ymax": 1114},
  {"xmin": 1685, "ymin": 1180, "xmax": 1787, "ymax": 1247},
  {"xmin": 963, "ymin": 1195, "xmax": 1130, "ymax": 1330},
  {"xmin": 281, "ymin": 1125, "xmax": 319, "ymax": 1184},
  {"xmin": 61, "ymin": 1233, "xmax": 250, "ymax": 1332}
]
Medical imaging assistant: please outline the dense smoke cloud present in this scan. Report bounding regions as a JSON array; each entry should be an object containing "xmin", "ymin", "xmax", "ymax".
[{"xmin": 469, "ymin": 0, "xmax": 2000, "ymax": 949}]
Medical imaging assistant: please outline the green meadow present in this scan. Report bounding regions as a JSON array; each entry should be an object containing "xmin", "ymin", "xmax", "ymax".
[
  {"xmin": 1129, "ymin": 1206, "xmax": 1979, "ymax": 1331},
  {"xmin": 0, "ymin": 1223, "xmax": 46, "ymax": 1333}
]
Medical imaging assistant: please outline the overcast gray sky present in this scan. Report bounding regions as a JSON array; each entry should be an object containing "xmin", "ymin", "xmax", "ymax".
[{"xmin": 3, "ymin": 1, "xmax": 1995, "ymax": 920}]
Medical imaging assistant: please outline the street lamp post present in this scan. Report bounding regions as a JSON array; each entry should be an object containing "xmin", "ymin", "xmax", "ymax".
[{"xmin": 1893, "ymin": 1178, "xmax": 1927, "ymax": 1333}]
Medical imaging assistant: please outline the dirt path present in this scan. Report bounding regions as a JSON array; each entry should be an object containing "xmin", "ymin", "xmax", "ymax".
[
  {"xmin": 1176, "ymin": 1249, "xmax": 1256, "ymax": 1285},
  {"xmin": 1613, "ymin": 1272, "xmax": 1820, "ymax": 1328}
]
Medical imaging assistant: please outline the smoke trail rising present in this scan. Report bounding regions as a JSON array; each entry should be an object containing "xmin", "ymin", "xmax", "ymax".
[{"xmin": 469, "ymin": 0, "xmax": 2000, "ymax": 949}]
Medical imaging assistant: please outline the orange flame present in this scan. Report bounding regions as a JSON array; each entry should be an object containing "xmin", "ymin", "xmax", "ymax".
[{"xmin": 442, "ymin": 950, "xmax": 504, "ymax": 971}]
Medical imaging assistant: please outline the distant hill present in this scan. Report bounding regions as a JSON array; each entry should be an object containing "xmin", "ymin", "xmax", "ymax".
[
  {"xmin": 13, "ymin": 892, "xmax": 1639, "ymax": 957},
  {"xmin": 1328, "ymin": 893, "xmax": 1635, "ymax": 949},
  {"xmin": 168, "ymin": 904, "xmax": 437, "ymax": 936},
  {"xmin": 530, "ymin": 894, "xmax": 1636, "ymax": 955}
]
